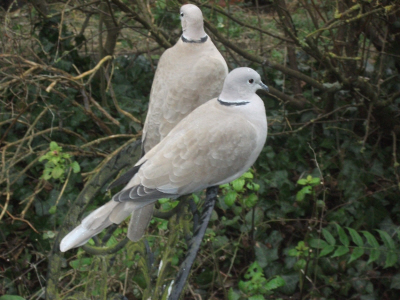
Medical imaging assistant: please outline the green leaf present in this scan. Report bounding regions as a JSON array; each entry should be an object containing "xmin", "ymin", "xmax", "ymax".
[
  {"xmin": 265, "ymin": 276, "xmax": 285, "ymax": 290},
  {"xmin": 296, "ymin": 186, "xmax": 311, "ymax": 202},
  {"xmin": 309, "ymin": 177, "xmax": 321, "ymax": 186},
  {"xmin": 51, "ymin": 165, "xmax": 64, "ymax": 179},
  {"xmin": 244, "ymin": 193, "xmax": 258, "ymax": 208},
  {"xmin": 368, "ymin": 249, "xmax": 381, "ymax": 264},
  {"xmin": 362, "ymin": 231, "xmax": 380, "ymax": 248},
  {"xmin": 49, "ymin": 141, "xmax": 59, "ymax": 151},
  {"xmin": 390, "ymin": 273, "xmax": 400, "ymax": 289},
  {"xmin": 242, "ymin": 171, "xmax": 253, "ymax": 179},
  {"xmin": 71, "ymin": 161, "xmax": 81, "ymax": 173},
  {"xmin": 171, "ymin": 255, "xmax": 179, "ymax": 266},
  {"xmin": 294, "ymin": 259, "xmax": 306, "ymax": 271},
  {"xmin": 385, "ymin": 252, "xmax": 398, "ymax": 268},
  {"xmin": 322, "ymin": 228, "xmax": 336, "ymax": 245},
  {"xmin": 297, "ymin": 178, "xmax": 308, "ymax": 185},
  {"xmin": 288, "ymin": 248, "xmax": 299, "ymax": 257},
  {"xmin": 348, "ymin": 247, "xmax": 364, "ymax": 263},
  {"xmin": 335, "ymin": 224, "xmax": 349, "ymax": 246},
  {"xmin": 49, "ymin": 206, "xmax": 57, "ymax": 214},
  {"xmin": 224, "ymin": 191, "xmax": 237, "ymax": 207},
  {"xmin": 363, "ymin": 232, "xmax": 383, "ymax": 264},
  {"xmin": 331, "ymin": 246, "xmax": 349, "ymax": 257},
  {"xmin": 227, "ymin": 288, "xmax": 240, "ymax": 300},
  {"xmin": 376, "ymin": 229, "xmax": 396, "ymax": 250},
  {"xmin": 0, "ymin": 296, "xmax": 27, "ymax": 300},
  {"xmin": 50, "ymin": 156, "xmax": 61, "ymax": 164},
  {"xmin": 232, "ymin": 178, "xmax": 245, "ymax": 192},
  {"xmin": 309, "ymin": 238, "xmax": 328, "ymax": 249},
  {"xmin": 158, "ymin": 198, "xmax": 170, "ymax": 204},
  {"xmin": 319, "ymin": 245, "xmax": 335, "ymax": 257},
  {"xmin": 252, "ymin": 183, "xmax": 260, "ymax": 191},
  {"xmin": 69, "ymin": 257, "xmax": 92, "ymax": 270},
  {"xmin": 249, "ymin": 295, "xmax": 264, "ymax": 300},
  {"xmin": 346, "ymin": 227, "xmax": 364, "ymax": 247}
]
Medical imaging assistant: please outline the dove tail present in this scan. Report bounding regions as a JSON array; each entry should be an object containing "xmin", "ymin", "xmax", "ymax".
[
  {"xmin": 59, "ymin": 200, "xmax": 155, "ymax": 252},
  {"xmin": 127, "ymin": 204, "xmax": 154, "ymax": 242}
]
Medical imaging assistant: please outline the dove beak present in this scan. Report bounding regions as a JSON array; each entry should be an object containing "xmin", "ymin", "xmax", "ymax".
[{"xmin": 259, "ymin": 82, "xmax": 269, "ymax": 92}]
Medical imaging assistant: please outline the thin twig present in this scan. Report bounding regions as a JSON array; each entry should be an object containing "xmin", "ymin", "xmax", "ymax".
[{"xmin": 0, "ymin": 203, "xmax": 39, "ymax": 233}]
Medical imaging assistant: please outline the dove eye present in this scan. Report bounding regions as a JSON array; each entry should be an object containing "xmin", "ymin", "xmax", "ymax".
[
  {"xmin": 248, "ymin": 79, "xmax": 254, "ymax": 84},
  {"xmin": 180, "ymin": 12, "xmax": 184, "ymax": 17}
]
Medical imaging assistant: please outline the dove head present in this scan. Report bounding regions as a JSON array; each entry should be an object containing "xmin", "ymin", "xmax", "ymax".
[
  {"xmin": 180, "ymin": 4, "xmax": 207, "ymax": 41},
  {"xmin": 219, "ymin": 68, "xmax": 269, "ymax": 103}
]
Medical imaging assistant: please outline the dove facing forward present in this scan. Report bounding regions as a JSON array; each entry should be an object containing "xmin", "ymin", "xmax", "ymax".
[
  {"xmin": 60, "ymin": 68, "xmax": 268, "ymax": 252},
  {"xmin": 141, "ymin": 4, "xmax": 228, "ymax": 155}
]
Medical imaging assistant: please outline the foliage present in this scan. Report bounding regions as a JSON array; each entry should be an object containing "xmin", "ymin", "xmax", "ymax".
[
  {"xmin": 39, "ymin": 141, "xmax": 81, "ymax": 182},
  {"xmin": 1, "ymin": 0, "xmax": 400, "ymax": 299},
  {"xmin": 236, "ymin": 261, "xmax": 285, "ymax": 299}
]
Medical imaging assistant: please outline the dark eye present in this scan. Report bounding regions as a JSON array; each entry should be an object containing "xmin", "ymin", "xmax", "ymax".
[
  {"xmin": 180, "ymin": 12, "xmax": 184, "ymax": 17},
  {"xmin": 248, "ymin": 79, "xmax": 254, "ymax": 84}
]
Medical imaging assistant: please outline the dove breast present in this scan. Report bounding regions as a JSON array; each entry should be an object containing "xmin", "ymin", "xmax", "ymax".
[{"xmin": 142, "ymin": 35, "xmax": 228, "ymax": 154}]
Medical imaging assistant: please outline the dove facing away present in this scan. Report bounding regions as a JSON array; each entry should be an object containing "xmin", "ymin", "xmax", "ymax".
[
  {"xmin": 60, "ymin": 68, "xmax": 268, "ymax": 252},
  {"xmin": 141, "ymin": 4, "xmax": 228, "ymax": 155}
]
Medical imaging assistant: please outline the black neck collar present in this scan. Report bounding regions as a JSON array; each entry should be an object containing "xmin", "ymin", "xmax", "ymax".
[
  {"xmin": 181, "ymin": 35, "xmax": 208, "ymax": 43},
  {"xmin": 218, "ymin": 98, "xmax": 250, "ymax": 106}
]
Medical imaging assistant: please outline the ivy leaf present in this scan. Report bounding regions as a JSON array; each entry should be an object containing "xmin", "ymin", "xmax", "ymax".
[
  {"xmin": 331, "ymin": 246, "xmax": 349, "ymax": 257},
  {"xmin": 335, "ymin": 224, "xmax": 349, "ymax": 246},
  {"xmin": 346, "ymin": 227, "xmax": 364, "ymax": 247},
  {"xmin": 348, "ymin": 247, "xmax": 364, "ymax": 263},
  {"xmin": 322, "ymin": 228, "xmax": 336, "ymax": 245}
]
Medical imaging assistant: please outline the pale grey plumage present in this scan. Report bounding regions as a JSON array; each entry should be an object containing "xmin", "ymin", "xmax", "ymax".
[
  {"xmin": 141, "ymin": 4, "xmax": 228, "ymax": 155},
  {"xmin": 60, "ymin": 67, "xmax": 268, "ymax": 252}
]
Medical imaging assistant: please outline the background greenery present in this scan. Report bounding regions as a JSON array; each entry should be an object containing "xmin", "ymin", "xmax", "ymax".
[{"xmin": 1, "ymin": 0, "xmax": 400, "ymax": 299}]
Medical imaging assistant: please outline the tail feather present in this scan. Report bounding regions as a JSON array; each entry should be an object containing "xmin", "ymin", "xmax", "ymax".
[
  {"xmin": 82, "ymin": 200, "xmax": 119, "ymax": 229},
  {"xmin": 127, "ymin": 204, "xmax": 154, "ymax": 242},
  {"xmin": 109, "ymin": 201, "xmax": 140, "ymax": 224},
  {"xmin": 60, "ymin": 219, "xmax": 112, "ymax": 252},
  {"xmin": 60, "ymin": 200, "xmax": 156, "ymax": 252}
]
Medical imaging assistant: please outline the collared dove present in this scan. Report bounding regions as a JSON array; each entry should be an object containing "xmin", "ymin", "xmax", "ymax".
[
  {"xmin": 141, "ymin": 4, "xmax": 228, "ymax": 155},
  {"xmin": 60, "ymin": 67, "xmax": 268, "ymax": 252}
]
